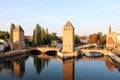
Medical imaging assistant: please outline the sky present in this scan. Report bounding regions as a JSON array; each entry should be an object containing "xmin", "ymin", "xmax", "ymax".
[{"xmin": 0, "ymin": 0, "xmax": 120, "ymax": 36}]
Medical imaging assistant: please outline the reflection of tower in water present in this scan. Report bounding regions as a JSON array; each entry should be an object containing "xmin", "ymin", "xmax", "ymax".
[
  {"xmin": 59, "ymin": 58, "xmax": 75, "ymax": 80},
  {"xmin": 13, "ymin": 61, "xmax": 25, "ymax": 78},
  {"xmin": 63, "ymin": 61, "xmax": 74, "ymax": 80},
  {"xmin": 105, "ymin": 57, "xmax": 115, "ymax": 71}
]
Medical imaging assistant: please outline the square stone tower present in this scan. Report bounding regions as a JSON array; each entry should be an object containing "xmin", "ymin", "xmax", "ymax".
[
  {"xmin": 13, "ymin": 25, "xmax": 25, "ymax": 49},
  {"xmin": 63, "ymin": 21, "xmax": 74, "ymax": 52}
]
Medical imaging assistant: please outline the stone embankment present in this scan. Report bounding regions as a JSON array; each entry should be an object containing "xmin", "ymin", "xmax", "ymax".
[
  {"xmin": 0, "ymin": 49, "xmax": 30, "ymax": 59},
  {"xmin": 57, "ymin": 49, "xmax": 81, "ymax": 59}
]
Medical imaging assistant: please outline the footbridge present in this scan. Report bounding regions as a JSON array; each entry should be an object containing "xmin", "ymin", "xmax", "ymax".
[{"xmin": 80, "ymin": 49, "xmax": 111, "ymax": 55}]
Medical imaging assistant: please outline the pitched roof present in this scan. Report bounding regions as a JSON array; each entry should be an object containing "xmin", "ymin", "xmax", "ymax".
[
  {"xmin": 13, "ymin": 25, "xmax": 24, "ymax": 32},
  {"xmin": 64, "ymin": 21, "xmax": 74, "ymax": 28},
  {"xmin": 25, "ymin": 36, "xmax": 33, "ymax": 41}
]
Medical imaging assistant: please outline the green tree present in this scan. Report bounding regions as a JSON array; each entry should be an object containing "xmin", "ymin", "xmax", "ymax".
[
  {"xmin": 33, "ymin": 29, "xmax": 35, "ymax": 43},
  {"xmin": 45, "ymin": 28, "xmax": 49, "ymax": 36},
  {"xmin": 0, "ymin": 30, "xmax": 10, "ymax": 39},
  {"xmin": 44, "ymin": 28, "xmax": 51, "ymax": 45},
  {"xmin": 35, "ymin": 24, "xmax": 41, "ymax": 45},
  {"xmin": 50, "ymin": 32, "xmax": 57, "ymax": 40},
  {"xmin": 10, "ymin": 23, "xmax": 15, "ymax": 40},
  {"xmin": 75, "ymin": 35, "xmax": 80, "ymax": 44},
  {"xmin": 41, "ymin": 28, "xmax": 45, "ymax": 44}
]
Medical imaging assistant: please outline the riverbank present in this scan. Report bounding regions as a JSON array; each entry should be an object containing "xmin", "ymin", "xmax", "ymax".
[{"xmin": 0, "ymin": 49, "xmax": 30, "ymax": 59}]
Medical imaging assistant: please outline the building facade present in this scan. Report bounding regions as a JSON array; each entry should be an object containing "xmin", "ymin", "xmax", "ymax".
[
  {"xmin": 63, "ymin": 21, "xmax": 74, "ymax": 52},
  {"xmin": 106, "ymin": 26, "xmax": 120, "ymax": 48},
  {"xmin": 13, "ymin": 25, "xmax": 25, "ymax": 49}
]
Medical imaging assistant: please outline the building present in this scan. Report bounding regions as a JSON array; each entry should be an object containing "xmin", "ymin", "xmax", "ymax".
[
  {"xmin": 80, "ymin": 35, "xmax": 88, "ymax": 44},
  {"xmin": 106, "ymin": 26, "xmax": 120, "ymax": 48},
  {"xmin": 24, "ymin": 36, "xmax": 33, "ymax": 42},
  {"xmin": 13, "ymin": 25, "xmax": 25, "ymax": 49},
  {"xmin": 0, "ymin": 39, "xmax": 13, "ymax": 51},
  {"xmin": 63, "ymin": 21, "xmax": 74, "ymax": 52},
  {"xmin": 0, "ymin": 43, "xmax": 4, "ymax": 52}
]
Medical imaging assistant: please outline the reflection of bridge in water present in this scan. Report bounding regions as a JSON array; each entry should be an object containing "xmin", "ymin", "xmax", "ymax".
[
  {"xmin": 37, "ymin": 54, "xmax": 57, "ymax": 59},
  {"xmin": 29, "ymin": 47, "xmax": 120, "ymax": 65}
]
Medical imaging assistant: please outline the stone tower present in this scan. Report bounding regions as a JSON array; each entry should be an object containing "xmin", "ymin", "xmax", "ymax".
[
  {"xmin": 109, "ymin": 25, "xmax": 111, "ymax": 34},
  {"xmin": 13, "ymin": 25, "xmax": 25, "ymax": 49},
  {"xmin": 63, "ymin": 21, "xmax": 74, "ymax": 52}
]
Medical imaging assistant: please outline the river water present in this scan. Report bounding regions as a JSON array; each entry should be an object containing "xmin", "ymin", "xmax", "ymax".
[{"xmin": 0, "ymin": 52, "xmax": 120, "ymax": 80}]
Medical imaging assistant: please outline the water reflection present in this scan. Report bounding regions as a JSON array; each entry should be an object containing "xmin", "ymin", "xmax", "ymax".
[
  {"xmin": 34, "ymin": 56, "xmax": 49, "ymax": 74},
  {"xmin": 0, "ymin": 55, "xmax": 28, "ymax": 79},
  {"xmin": 0, "ymin": 52, "xmax": 120, "ymax": 80},
  {"xmin": 105, "ymin": 57, "xmax": 115, "ymax": 71},
  {"xmin": 62, "ymin": 59, "xmax": 74, "ymax": 80},
  {"xmin": 13, "ymin": 60, "xmax": 25, "ymax": 77}
]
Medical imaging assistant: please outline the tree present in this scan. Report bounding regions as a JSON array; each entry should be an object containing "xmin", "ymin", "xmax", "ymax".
[
  {"xmin": 41, "ymin": 28, "xmax": 46, "ymax": 44},
  {"xmin": 44, "ymin": 28, "xmax": 51, "ymax": 45},
  {"xmin": 88, "ymin": 32, "xmax": 106, "ymax": 49},
  {"xmin": 50, "ymin": 32, "xmax": 57, "ymax": 40},
  {"xmin": 33, "ymin": 29, "xmax": 35, "ymax": 43},
  {"xmin": 10, "ymin": 23, "xmax": 15, "ymax": 40},
  {"xmin": 45, "ymin": 28, "xmax": 49, "ymax": 36},
  {"xmin": 89, "ymin": 33, "xmax": 97, "ymax": 43},
  {"xmin": 0, "ymin": 30, "xmax": 10, "ymax": 39},
  {"xmin": 75, "ymin": 35, "xmax": 80, "ymax": 44},
  {"xmin": 34, "ymin": 24, "xmax": 41, "ymax": 45}
]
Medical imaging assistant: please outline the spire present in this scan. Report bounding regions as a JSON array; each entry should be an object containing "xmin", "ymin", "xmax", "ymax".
[{"xmin": 109, "ymin": 25, "xmax": 111, "ymax": 34}]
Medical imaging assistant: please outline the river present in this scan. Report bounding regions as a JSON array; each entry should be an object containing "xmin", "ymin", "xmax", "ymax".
[{"xmin": 0, "ymin": 52, "xmax": 120, "ymax": 80}]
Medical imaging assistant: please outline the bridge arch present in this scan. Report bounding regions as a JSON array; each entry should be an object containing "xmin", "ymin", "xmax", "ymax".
[
  {"xmin": 29, "ymin": 49, "xmax": 42, "ymax": 55},
  {"xmin": 81, "ymin": 49, "xmax": 108, "ymax": 55},
  {"xmin": 45, "ymin": 50, "xmax": 57, "ymax": 56},
  {"xmin": 37, "ymin": 47, "xmax": 60, "ymax": 53}
]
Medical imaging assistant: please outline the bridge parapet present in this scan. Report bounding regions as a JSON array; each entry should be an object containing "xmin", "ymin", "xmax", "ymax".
[{"xmin": 37, "ymin": 47, "xmax": 60, "ymax": 53}]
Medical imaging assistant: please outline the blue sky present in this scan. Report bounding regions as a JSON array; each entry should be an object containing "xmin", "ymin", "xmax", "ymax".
[{"xmin": 0, "ymin": 0, "xmax": 120, "ymax": 36}]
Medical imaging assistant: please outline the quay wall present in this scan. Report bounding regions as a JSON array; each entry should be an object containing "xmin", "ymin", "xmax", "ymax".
[{"xmin": 0, "ymin": 49, "xmax": 30, "ymax": 59}]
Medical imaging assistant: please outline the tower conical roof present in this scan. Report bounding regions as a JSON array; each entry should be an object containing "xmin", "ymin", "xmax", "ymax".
[{"xmin": 64, "ymin": 21, "xmax": 74, "ymax": 28}]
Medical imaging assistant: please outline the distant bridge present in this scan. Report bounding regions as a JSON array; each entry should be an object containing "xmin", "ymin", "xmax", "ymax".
[
  {"xmin": 80, "ymin": 49, "xmax": 111, "ymax": 55},
  {"xmin": 80, "ymin": 49, "xmax": 120, "ymax": 64}
]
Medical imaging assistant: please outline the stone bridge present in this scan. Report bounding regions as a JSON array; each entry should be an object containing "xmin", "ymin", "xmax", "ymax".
[
  {"xmin": 80, "ymin": 49, "xmax": 111, "ymax": 55},
  {"xmin": 32, "ymin": 47, "xmax": 61, "ymax": 53}
]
